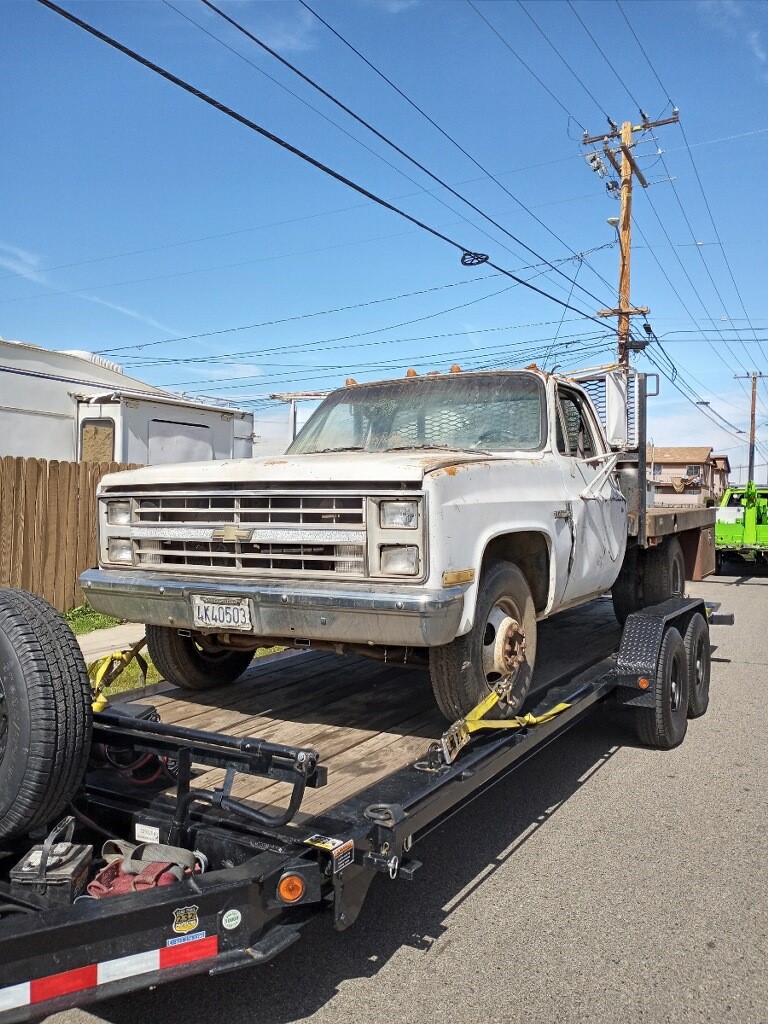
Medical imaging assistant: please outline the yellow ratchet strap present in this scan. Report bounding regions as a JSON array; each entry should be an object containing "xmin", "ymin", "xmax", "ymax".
[
  {"xmin": 88, "ymin": 637, "xmax": 148, "ymax": 712},
  {"xmin": 440, "ymin": 688, "xmax": 571, "ymax": 764}
]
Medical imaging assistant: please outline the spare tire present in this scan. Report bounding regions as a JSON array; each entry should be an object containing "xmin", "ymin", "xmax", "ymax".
[{"xmin": 0, "ymin": 589, "xmax": 92, "ymax": 842}]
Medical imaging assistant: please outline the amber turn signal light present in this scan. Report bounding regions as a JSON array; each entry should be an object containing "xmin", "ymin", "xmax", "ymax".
[
  {"xmin": 638, "ymin": 677, "xmax": 650, "ymax": 690},
  {"xmin": 277, "ymin": 874, "xmax": 306, "ymax": 903}
]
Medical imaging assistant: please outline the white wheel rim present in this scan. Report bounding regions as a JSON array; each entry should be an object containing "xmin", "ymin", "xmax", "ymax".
[{"xmin": 482, "ymin": 599, "xmax": 526, "ymax": 687}]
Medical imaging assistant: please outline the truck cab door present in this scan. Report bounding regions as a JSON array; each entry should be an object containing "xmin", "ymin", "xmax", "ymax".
[{"xmin": 555, "ymin": 386, "xmax": 627, "ymax": 603}]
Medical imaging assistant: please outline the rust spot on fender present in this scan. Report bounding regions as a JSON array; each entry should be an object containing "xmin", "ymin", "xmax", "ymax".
[
  {"xmin": 444, "ymin": 465, "xmax": 458, "ymax": 476},
  {"xmin": 264, "ymin": 459, "xmax": 286, "ymax": 466}
]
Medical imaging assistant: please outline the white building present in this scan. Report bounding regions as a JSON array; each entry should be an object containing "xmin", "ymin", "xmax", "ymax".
[{"xmin": 0, "ymin": 339, "xmax": 253, "ymax": 464}]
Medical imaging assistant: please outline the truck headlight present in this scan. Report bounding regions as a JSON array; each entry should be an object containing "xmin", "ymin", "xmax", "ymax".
[
  {"xmin": 107, "ymin": 538, "xmax": 133, "ymax": 564},
  {"xmin": 106, "ymin": 500, "xmax": 131, "ymax": 526},
  {"xmin": 379, "ymin": 500, "xmax": 418, "ymax": 529},
  {"xmin": 379, "ymin": 545, "xmax": 419, "ymax": 576}
]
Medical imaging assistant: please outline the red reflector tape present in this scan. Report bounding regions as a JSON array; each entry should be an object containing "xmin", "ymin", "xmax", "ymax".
[
  {"xmin": 160, "ymin": 935, "xmax": 219, "ymax": 969},
  {"xmin": 2, "ymin": 936, "xmax": 219, "ymax": 1011},
  {"xmin": 30, "ymin": 965, "xmax": 98, "ymax": 1003}
]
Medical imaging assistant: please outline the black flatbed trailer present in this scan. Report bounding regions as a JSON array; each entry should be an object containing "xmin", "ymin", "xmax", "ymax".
[{"xmin": 0, "ymin": 596, "xmax": 729, "ymax": 1023}]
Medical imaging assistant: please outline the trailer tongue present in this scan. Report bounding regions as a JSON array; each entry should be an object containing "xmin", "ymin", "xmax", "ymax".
[{"xmin": 0, "ymin": 589, "xmax": 729, "ymax": 1022}]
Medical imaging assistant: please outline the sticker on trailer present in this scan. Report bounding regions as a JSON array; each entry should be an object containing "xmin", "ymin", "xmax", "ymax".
[
  {"xmin": 305, "ymin": 835, "xmax": 354, "ymax": 873},
  {"xmin": 172, "ymin": 906, "xmax": 199, "ymax": 935},
  {"xmin": 221, "ymin": 909, "xmax": 242, "ymax": 931},
  {"xmin": 134, "ymin": 823, "xmax": 160, "ymax": 844},
  {"xmin": 166, "ymin": 931, "xmax": 206, "ymax": 947}
]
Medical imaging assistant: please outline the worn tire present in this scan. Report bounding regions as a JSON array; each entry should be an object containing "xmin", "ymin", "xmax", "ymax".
[
  {"xmin": 146, "ymin": 625, "xmax": 254, "ymax": 690},
  {"xmin": 635, "ymin": 626, "xmax": 689, "ymax": 749},
  {"xmin": 643, "ymin": 536, "xmax": 685, "ymax": 606},
  {"xmin": 429, "ymin": 560, "xmax": 537, "ymax": 722},
  {"xmin": 612, "ymin": 543, "xmax": 642, "ymax": 625},
  {"xmin": 684, "ymin": 613, "xmax": 710, "ymax": 718},
  {"xmin": 0, "ymin": 589, "xmax": 93, "ymax": 842}
]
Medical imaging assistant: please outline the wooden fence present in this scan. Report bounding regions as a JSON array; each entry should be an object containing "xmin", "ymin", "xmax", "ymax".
[{"xmin": 0, "ymin": 457, "xmax": 138, "ymax": 613}]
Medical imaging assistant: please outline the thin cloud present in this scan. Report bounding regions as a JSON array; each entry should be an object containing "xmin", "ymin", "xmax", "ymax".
[
  {"xmin": 698, "ymin": 0, "xmax": 768, "ymax": 81},
  {"xmin": 366, "ymin": 0, "xmax": 421, "ymax": 12},
  {"xmin": 0, "ymin": 239, "xmax": 182, "ymax": 338}
]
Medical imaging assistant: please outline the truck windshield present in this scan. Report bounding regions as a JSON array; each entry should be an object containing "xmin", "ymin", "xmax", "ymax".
[{"xmin": 288, "ymin": 372, "xmax": 546, "ymax": 455}]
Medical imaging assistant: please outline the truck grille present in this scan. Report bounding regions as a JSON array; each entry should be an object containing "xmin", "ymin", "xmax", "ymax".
[
  {"xmin": 135, "ymin": 494, "xmax": 365, "ymax": 527},
  {"xmin": 128, "ymin": 491, "xmax": 366, "ymax": 578}
]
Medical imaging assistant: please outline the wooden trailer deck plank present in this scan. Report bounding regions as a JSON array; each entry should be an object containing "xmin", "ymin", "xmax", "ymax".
[{"xmin": 138, "ymin": 599, "xmax": 620, "ymax": 821}]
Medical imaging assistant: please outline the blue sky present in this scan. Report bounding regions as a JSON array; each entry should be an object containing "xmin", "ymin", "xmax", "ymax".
[{"xmin": 3, "ymin": 0, "xmax": 768, "ymax": 478}]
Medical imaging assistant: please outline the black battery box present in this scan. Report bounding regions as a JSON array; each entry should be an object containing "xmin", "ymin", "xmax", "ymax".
[{"xmin": 10, "ymin": 817, "xmax": 93, "ymax": 907}]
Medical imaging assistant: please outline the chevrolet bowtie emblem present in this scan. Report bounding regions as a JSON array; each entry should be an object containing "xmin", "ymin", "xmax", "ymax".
[{"xmin": 211, "ymin": 526, "xmax": 254, "ymax": 543}]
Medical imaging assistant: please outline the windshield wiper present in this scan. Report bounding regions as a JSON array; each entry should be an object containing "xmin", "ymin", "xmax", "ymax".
[
  {"xmin": 385, "ymin": 444, "xmax": 492, "ymax": 455},
  {"xmin": 313, "ymin": 446, "xmax": 366, "ymax": 454}
]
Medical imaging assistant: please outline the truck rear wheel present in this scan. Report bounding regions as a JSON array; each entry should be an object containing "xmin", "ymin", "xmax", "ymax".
[
  {"xmin": 635, "ymin": 626, "xmax": 689, "ymax": 749},
  {"xmin": 146, "ymin": 625, "xmax": 254, "ymax": 690},
  {"xmin": 684, "ymin": 613, "xmax": 710, "ymax": 718},
  {"xmin": 0, "ymin": 589, "xmax": 93, "ymax": 842},
  {"xmin": 611, "ymin": 542, "xmax": 642, "ymax": 625},
  {"xmin": 643, "ymin": 536, "xmax": 685, "ymax": 606},
  {"xmin": 429, "ymin": 560, "xmax": 537, "ymax": 721}
]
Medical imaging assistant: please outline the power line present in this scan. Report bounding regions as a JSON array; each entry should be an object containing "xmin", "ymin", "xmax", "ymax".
[
  {"xmin": 612, "ymin": 2, "xmax": 768, "ymax": 378},
  {"xmin": 566, "ymin": 1, "xmax": 642, "ymax": 111},
  {"xmin": 36, "ymin": 0, "xmax": 613, "ymax": 335},
  {"xmin": 466, "ymin": 1, "xmax": 587, "ymax": 130},
  {"xmin": 167, "ymin": 332, "xmax": 611, "ymax": 393},
  {"xmin": 128, "ymin": 321, "xmax": 603, "ymax": 371},
  {"xmin": 99, "ymin": 273, "xmax": 500, "ymax": 354},
  {"xmin": 511, "ymin": 1, "xmax": 611, "ymax": 124},
  {"xmin": 298, "ymin": 0, "xmax": 618, "ymax": 300},
  {"xmin": 167, "ymin": 1, "xmax": 545, "ymax": 277},
  {"xmin": 2, "ymin": 127, "xmax": 759, "ymax": 286},
  {"xmin": 201, "ymin": 0, "xmax": 613, "ymax": 312},
  {"xmin": 127, "ymin": 280, "xmax": 521, "ymax": 367},
  {"xmin": 614, "ymin": 1, "xmax": 674, "ymax": 106}
]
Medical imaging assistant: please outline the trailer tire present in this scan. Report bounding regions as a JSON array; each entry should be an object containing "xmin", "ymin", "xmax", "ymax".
[
  {"xmin": 0, "ymin": 589, "xmax": 92, "ymax": 842},
  {"xmin": 635, "ymin": 626, "xmax": 689, "ymax": 749},
  {"xmin": 147, "ymin": 625, "xmax": 254, "ymax": 690},
  {"xmin": 684, "ymin": 613, "xmax": 710, "ymax": 718},
  {"xmin": 429, "ymin": 560, "xmax": 537, "ymax": 721},
  {"xmin": 643, "ymin": 537, "xmax": 685, "ymax": 606}
]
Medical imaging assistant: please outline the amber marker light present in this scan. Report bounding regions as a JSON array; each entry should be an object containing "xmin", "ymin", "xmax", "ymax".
[
  {"xmin": 277, "ymin": 874, "xmax": 306, "ymax": 903},
  {"xmin": 638, "ymin": 677, "xmax": 650, "ymax": 690}
]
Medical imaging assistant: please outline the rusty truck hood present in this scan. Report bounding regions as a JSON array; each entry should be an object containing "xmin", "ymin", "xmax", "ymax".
[{"xmin": 98, "ymin": 450, "xmax": 502, "ymax": 489}]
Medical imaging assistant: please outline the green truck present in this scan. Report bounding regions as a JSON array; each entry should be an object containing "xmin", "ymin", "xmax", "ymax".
[{"xmin": 715, "ymin": 481, "xmax": 768, "ymax": 567}]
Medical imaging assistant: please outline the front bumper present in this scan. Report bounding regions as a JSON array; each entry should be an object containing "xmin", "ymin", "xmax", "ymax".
[{"xmin": 81, "ymin": 569, "xmax": 468, "ymax": 648}]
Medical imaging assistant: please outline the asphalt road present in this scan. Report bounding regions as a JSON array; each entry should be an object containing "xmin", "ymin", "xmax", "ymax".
[{"xmin": 51, "ymin": 567, "xmax": 768, "ymax": 1024}]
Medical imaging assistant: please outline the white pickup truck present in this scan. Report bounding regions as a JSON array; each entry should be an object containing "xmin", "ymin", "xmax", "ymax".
[{"xmin": 82, "ymin": 367, "xmax": 715, "ymax": 720}]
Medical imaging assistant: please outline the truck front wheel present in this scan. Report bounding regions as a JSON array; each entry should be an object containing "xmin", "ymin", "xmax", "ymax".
[
  {"xmin": 429, "ymin": 560, "xmax": 537, "ymax": 721},
  {"xmin": 146, "ymin": 626, "xmax": 254, "ymax": 691}
]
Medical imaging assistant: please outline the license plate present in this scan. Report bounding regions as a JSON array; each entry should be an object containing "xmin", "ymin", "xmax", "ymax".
[{"xmin": 191, "ymin": 596, "xmax": 252, "ymax": 631}]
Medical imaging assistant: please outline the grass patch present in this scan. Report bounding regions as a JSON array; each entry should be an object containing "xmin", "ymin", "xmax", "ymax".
[{"xmin": 66, "ymin": 602, "xmax": 122, "ymax": 636}]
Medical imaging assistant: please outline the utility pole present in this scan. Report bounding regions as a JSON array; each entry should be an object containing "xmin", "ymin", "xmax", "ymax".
[
  {"xmin": 735, "ymin": 371, "xmax": 766, "ymax": 481},
  {"xmin": 583, "ymin": 111, "xmax": 679, "ymax": 365}
]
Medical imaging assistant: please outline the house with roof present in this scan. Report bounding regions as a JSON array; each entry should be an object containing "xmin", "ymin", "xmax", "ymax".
[{"xmin": 647, "ymin": 445, "xmax": 731, "ymax": 506}]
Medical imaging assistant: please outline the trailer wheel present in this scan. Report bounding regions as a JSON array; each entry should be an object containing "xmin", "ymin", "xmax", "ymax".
[
  {"xmin": 0, "ymin": 589, "xmax": 92, "ymax": 842},
  {"xmin": 643, "ymin": 537, "xmax": 685, "ymax": 606},
  {"xmin": 429, "ymin": 560, "xmax": 537, "ymax": 721},
  {"xmin": 146, "ymin": 625, "xmax": 254, "ymax": 690},
  {"xmin": 635, "ymin": 626, "xmax": 689, "ymax": 749},
  {"xmin": 684, "ymin": 613, "xmax": 710, "ymax": 718}
]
